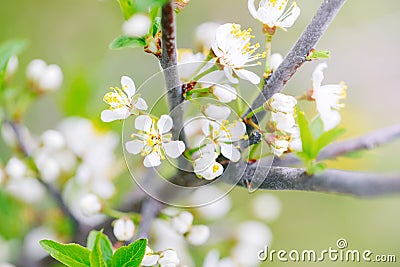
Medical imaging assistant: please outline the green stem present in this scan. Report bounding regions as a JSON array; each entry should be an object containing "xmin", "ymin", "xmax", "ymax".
[
  {"xmin": 186, "ymin": 87, "xmax": 211, "ymax": 97},
  {"xmin": 264, "ymin": 33, "xmax": 274, "ymax": 78},
  {"xmin": 192, "ymin": 65, "xmax": 218, "ymax": 81},
  {"xmin": 103, "ymin": 207, "xmax": 141, "ymax": 224},
  {"xmin": 248, "ymin": 143, "xmax": 260, "ymax": 159},
  {"xmin": 246, "ymin": 105, "xmax": 266, "ymax": 119},
  {"xmin": 187, "ymin": 143, "xmax": 207, "ymax": 156}
]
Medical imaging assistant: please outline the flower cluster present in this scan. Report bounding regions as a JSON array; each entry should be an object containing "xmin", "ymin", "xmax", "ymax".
[{"xmin": 169, "ymin": 211, "xmax": 210, "ymax": 245}]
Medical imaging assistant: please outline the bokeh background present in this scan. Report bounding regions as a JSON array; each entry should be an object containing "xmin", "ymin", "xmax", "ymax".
[{"xmin": 0, "ymin": 0, "xmax": 400, "ymax": 266}]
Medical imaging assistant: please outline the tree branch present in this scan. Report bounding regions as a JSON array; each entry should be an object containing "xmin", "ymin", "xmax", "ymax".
[
  {"xmin": 244, "ymin": 0, "xmax": 347, "ymax": 120},
  {"xmin": 222, "ymin": 160, "xmax": 400, "ymax": 197},
  {"xmin": 161, "ymin": 0, "xmax": 185, "ymax": 143},
  {"xmin": 274, "ymin": 124, "xmax": 400, "ymax": 166}
]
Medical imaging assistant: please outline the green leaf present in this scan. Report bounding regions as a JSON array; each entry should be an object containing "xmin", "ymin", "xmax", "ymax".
[
  {"xmin": 40, "ymin": 240, "xmax": 91, "ymax": 267},
  {"xmin": 150, "ymin": 17, "xmax": 161, "ymax": 37},
  {"xmin": 117, "ymin": 0, "xmax": 135, "ymax": 20},
  {"xmin": 306, "ymin": 50, "xmax": 330, "ymax": 61},
  {"xmin": 313, "ymin": 127, "xmax": 346, "ymax": 157},
  {"xmin": 112, "ymin": 239, "xmax": 147, "ymax": 267},
  {"xmin": 307, "ymin": 162, "xmax": 327, "ymax": 175},
  {"xmin": 109, "ymin": 36, "xmax": 146, "ymax": 50},
  {"xmin": 62, "ymin": 73, "xmax": 91, "ymax": 116},
  {"xmin": 0, "ymin": 190, "xmax": 29, "ymax": 239},
  {"xmin": 309, "ymin": 116, "xmax": 324, "ymax": 140},
  {"xmin": 135, "ymin": 0, "xmax": 167, "ymax": 12},
  {"xmin": 88, "ymin": 231, "xmax": 113, "ymax": 267},
  {"xmin": 297, "ymin": 110, "xmax": 314, "ymax": 159},
  {"xmin": 0, "ymin": 39, "xmax": 28, "ymax": 88}
]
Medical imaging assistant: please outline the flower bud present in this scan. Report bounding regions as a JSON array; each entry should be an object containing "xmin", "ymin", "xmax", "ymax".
[
  {"xmin": 38, "ymin": 64, "xmax": 63, "ymax": 92},
  {"xmin": 41, "ymin": 130, "xmax": 66, "ymax": 150},
  {"xmin": 27, "ymin": 59, "xmax": 47, "ymax": 82},
  {"xmin": 5, "ymin": 157, "xmax": 26, "ymax": 179},
  {"xmin": 171, "ymin": 211, "xmax": 193, "ymax": 234},
  {"xmin": 113, "ymin": 217, "xmax": 135, "ymax": 241},
  {"xmin": 195, "ymin": 22, "xmax": 220, "ymax": 51},
  {"xmin": 5, "ymin": 56, "xmax": 18, "ymax": 81},
  {"xmin": 158, "ymin": 249, "xmax": 179, "ymax": 267},
  {"xmin": 80, "ymin": 193, "xmax": 102, "ymax": 216},
  {"xmin": 186, "ymin": 225, "xmax": 210, "ymax": 245},
  {"xmin": 268, "ymin": 93, "xmax": 297, "ymax": 114},
  {"xmin": 141, "ymin": 246, "xmax": 160, "ymax": 266},
  {"xmin": 122, "ymin": 14, "xmax": 151, "ymax": 38}
]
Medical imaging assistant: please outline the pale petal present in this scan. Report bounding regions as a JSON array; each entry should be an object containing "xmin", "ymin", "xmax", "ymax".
[
  {"xmin": 235, "ymin": 69, "xmax": 260, "ymax": 84},
  {"xmin": 224, "ymin": 67, "xmax": 239, "ymax": 84},
  {"xmin": 320, "ymin": 110, "xmax": 341, "ymax": 131},
  {"xmin": 163, "ymin": 141, "xmax": 185, "ymax": 158},
  {"xmin": 143, "ymin": 152, "xmax": 161, "ymax": 167},
  {"xmin": 220, "ymin": 143, "xmax": 241, "ymax": 162},
  {"xmin": 121, "ymin": 76, "xmax": 136, "ymax": 99},
  {"xmin": 312, "ymin": 63, "xmax": 328, "ymax": 89},
  {"xmin": 204, "ymin": 104, "xmax": 231, "ymax": 120},
  {"xmin": 248, "ymin": 0, "xmax": 258, "ymax": 19},
  {"xmin": 135, "ymin": 97, "xmax": 148, "ymax": 110},
  {"xmin": 101, "ymin": 108, "xmax": 129, "ymax": 122},
  {"xmin": 276, "ymin": 5, "xmax": 301, "ymax": 29},
  {"xmin": 270, "ymin": 53, "xmax": 283, "ymax": 72},
  {"xmin": 125, "ymin": 140, "xmax": 144, "ymax": 154},
  {"xmin": 157, "ymin": 114, "xmax": 173, "ymax": 134},
  {"xmin": 213, "ymin": 84, "xmax": 237, "ymax": 103},
  {"xmin": 135, "ymin": 115, "xmax": 152, "ymax": 132}
]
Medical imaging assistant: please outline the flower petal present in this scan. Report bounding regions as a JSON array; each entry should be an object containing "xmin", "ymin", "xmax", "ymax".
[
  {"xmin": 220, "ymin": 143, "xmax": 241, "ymax": 162},
  {"xmin": 143, "ymin": 152, "xmax": 161, "ymax": 167},
  {"xmin": 247, "ymin": 0, "xmax": 258, "ymax": 19},
  {"xmin": 312, "ymin": 63, "xmax": 328, "ymax": 90},
  {"xmin": 157, "ymin": 115, "xmax": 173, "ymax": 134},
  {"xmin": 204, "ymin": 104, "xmax": 231, "ymax": 121},
  {"xmin": 135, "ymin": 115, "xmax": 152, "ymax": 132},
  {"xmin": 234, "ymin": 69, "xmax": 260, "ymax": 84},
  {"xmin": 213, "ymin": 84, "xmax": 237, "ymax": 103},
  {"xmin": 224, "ymin": 67, "xmax": 239, "ymax": 84},
  {"xmin": 135, "ymin": 97, "xmax": 148, "ymax": 110},
  {"xmin": 121, "ymin": 76, "xmax": 136, "ymax": 99},
  {"xmin": 125, "ymin": 140, "xmax": 144, "ymax": 154},
  {"xmin": 320, "ymin": 110, "xmax": 341, "ymax": 131},
  {"xmin": 163, "ymin": 141, "xmax": 185, "ymax": 158},
  {"xmin": 101, "ymin": 108, "xmax": 129, "ymax": 122},
  {"xmin": 276, "ymin": 5, "xmax": 301, "ymax": 29}
]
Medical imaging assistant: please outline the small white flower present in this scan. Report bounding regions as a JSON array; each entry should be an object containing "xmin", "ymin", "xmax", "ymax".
[
  {"xmin": 195, "ymin": 22, "xmax": 220, "ymax": 51},
  {"xmin": 248, "ymin": 0, "xmax": 300, "ymax": 31},
  {"xmin": 6, "ymin": 177, "xmax": 45, "ymax": 204},
  {"xmin": 186, "ymin": 225, "xmax": 210, "ymax": 245},
  {"xmin": 189, "ymin": 186, "xmax": 232, "ymax": 220},
  {"xmin": 201, "ymin": 120, "xmax": 247, "ymax": 162},
  {"xmin": 270, "ymin": 111, "xmax": 296, "ymax": 132},
  {"xmin": 320, "ymin": 110, "xmax": 341, "ymax": 131},
  {"xmin": 212, "ymin": 84, "xmax": 237, "ymax": 103},
  {"xmin": 171, "ymin": 211, "xmax": 193, "ymax": 235},
  {"xmin": 252, "ymin": 193, "xmax": 281, "ymax": 221},
  {"xmin": 113, "ymin": 217, "xmax": 135, "ymax": 241},
  {"xmin": 268, "ymin": 93, "xmax": 297, "ymax": 114},
  {"xmin": 270, "ymin": 53, "xmax": 283, "ymax": 72},
  {"xmin": 312, "ymin": 63, "xmax": 347, "ymax": 115},
  {"xmin": 41, "ymin": 130, "xmax": 66, "ymax": 150},
  {"xmin": 101, "ymin": 76, "xmax": 148, "ymax": 122},
  {"xmin": 158, "ymin": 249, "xmax": 180, "ymax": 267},
  {"xmin": 212, "ymin": 23, "xmax": 263, "ymax": 84},
  {"xmin": 203, "ymin": 104, "xmax": 231, "ymax": 121},
  {"xmin": 286, "ymin": 126, "xmax": 302, "ymax": 152},
  {"xmin": 122, "ymin": 14, "xmax": 152, "ymax": 37},
  {"xmin": 35, "ymin": 156, "xmax": 60, "ymax": 182},
  {"xmin": 141, "ymin": 246, "xmax": 160, "ymax": 266},
  {"xmin": 26, "ymin": 59, "xmax": 63, "ymax": 92},
  {"xmin": 5, "ymin": 56, "xmax": 18, "ymax": 80},
  {"xmin": 125, "ymin": 115, "xmax": 185, "ymax": 167},
  {"xmin": 5, "ymin": 157, "xmax": 26, "ymax": 179},
  {"xmin": 194, "ymin": 144, "xmax": 224, "ymax": 180},
  {"xmin": 177, "ymin": 49, "xmax": 206, "ymax": 81},
  {"xmin": 270, "ymin": 138, "xmax": 289, "ymax": 157},
  {"xmin": 80, "ymin": 193, "xmax": 102, "ymax": 216}
]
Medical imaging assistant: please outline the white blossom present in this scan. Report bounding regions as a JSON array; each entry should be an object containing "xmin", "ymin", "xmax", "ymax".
[
  {"xmin": 320, "ymin": 110, "xmax": 341, "ymax": 131},
  {"xmin": 101, "ymin": 76, "xmax": 148, "ymax": 122},
  {"xmin": 268, "ymin": 93, "xmax": 297, "ymax": 114},
  {"xmin": 248, "ymin": 0, "xmax": 300, "ymax": 31},
  {"xmin": 270, "ymin": 138, "xmax": 289, "ymax": 157},
  {"xmin": 113, "ymin": 217, "xmax": 135, "ymax": 241},
  {"xmin": 26, "ymin": 59, "xmax": 63, "ymax": 92},
  {"xmin": 5, "ymin": 157, "xmax": 26, "ymax": 179},
  {"xmin": 270, "ymin": 53, "xmax": 283, "ymax": 72},
  {"xmin": 141, "ymin": 246, "xmax": 160, "ymax": 266},
  {"xmin": 194, "ymin": 144, "xmax": 224, "ymax": 180},
  {"xmin": 158, "ymin": 249, "xmax": 180, "ymax": 267},
  {"xmin": 212, "ymin": 23, "xmax": 263, "ymax": 84},
  {"xmin": 270, "ymin": 111, "xmax": 296, "ymax": 132},
  {"xmin": 195, "ymin": 22, "xmax": 220, "ymax": 51},
  {"xmin": 171, "ymin": 211, "xmax": 193, "ymax": 235},
  {"xmin": 177, "ymin": 49, "xmax": 206, "ymax": 81},
  {"xmin": 189, "ymin": 186, "xmax": 232, "ymax": 220},
  {"xmin": 211, "ymin": 84, "xmax": 237, "ymax": 103},
  {"xmin": 80, "ymin": 193, "xmax": 102, "ymax": 216},
  {"xmin": 6, "ymin": 177, "xmax": 45, "ymax": 204},
  {"xmin": 122, "ymin": 14, "xmax": 151, "ymax": 37},
  {"xmin": 125, "ymin": 115, "xmax": 185, "ymax": 167},
  {"xmin": 203, "ymin": 104, "xmax": 231, "ymax": 121},
  {"xmin": 312, "ymin": 63, "xmax": 347, "ymax": 115},
  {"xmin": 252, "ymin": 193, "xmax": 282, "ymax": 221},
  {"xmin": 5, "ymin": 56, "xmax": 18, "ymax": 80},
  {"xmin": 185, "ymin": 225, "xmax": 210, "ymax": 245}
]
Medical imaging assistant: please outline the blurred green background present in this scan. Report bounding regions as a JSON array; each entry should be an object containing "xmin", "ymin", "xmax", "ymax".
[{"xmin": 1, "ymin": 0, "xmax": 400, "ymax": 266}]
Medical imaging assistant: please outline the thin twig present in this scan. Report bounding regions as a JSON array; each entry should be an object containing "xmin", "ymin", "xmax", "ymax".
[{"xmin": 243, "ymin": 0, "xmax": 347, "ymax": 122}]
